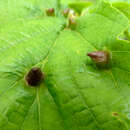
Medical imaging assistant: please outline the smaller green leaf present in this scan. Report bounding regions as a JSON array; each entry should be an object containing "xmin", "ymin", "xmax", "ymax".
[
  {"xmin": 60, "ymin": 0, "xmax": 79, "ymax": 5},
  {"xmin": 112, "ymin": 2, "xmax": 130, "ymax": 19},
  {"xmin": 0, "ymin": 0, "xmax": 60, "ymax": 26},
  {"xmin": 108, "ymin": 0, "xmax": 130, "ymax": 3},
  {"xmin": 112, "ymin": 2, "xmax": 130, "ymax": 41},
  {"xmin": 76, "ymin": 1, "xmax": 129, "ymax": 49}
]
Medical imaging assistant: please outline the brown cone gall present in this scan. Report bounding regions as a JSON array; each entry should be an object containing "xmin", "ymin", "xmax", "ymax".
[
  {"xmin": 46, "ymin": 8, "xmax": 55, "ymax": 16},
  {"xmin": 68, "ymin": 17, "xmax": 77, "ymax": 30},
  {"xmin": 63, "ymin": 8, "xmax": 70, "ymax": 17},
  {"xmin": 112, "ymin": 112, "xmax": 119, "ymax": 116},
  {"xmin": 87, "ymin": 51, "xmax": 110, "ymax": 67},
  {"xmin": 25, "ymin": 67, "xmax": 44, "ymax": 87}
]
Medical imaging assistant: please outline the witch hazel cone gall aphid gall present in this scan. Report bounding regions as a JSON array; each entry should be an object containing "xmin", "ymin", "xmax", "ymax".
[
  {"xmin": 46, "ymin": 8, "xmax": 55, "ymax": 16},
  {"xmin": 87, "ymin": 51, "xmax": 111, "ymax": 68}
]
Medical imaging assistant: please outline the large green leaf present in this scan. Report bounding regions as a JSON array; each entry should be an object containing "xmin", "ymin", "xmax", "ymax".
[
  {"xmin": 110, "ymin": 0, "xmax": 130, "ymax": 2},
  {"xmin": 0, "ymin": 17, "xmax": 65, "ymax": 130},
  {"xmin": 60, "ymin": 0, "xmax": 80, "ymax": 5},
  {"xmin": 0, "ymin": 0, "xmax": 60, "ymax": 28},
  {"xmin": 0, "ymin": 0, "xmax": 130, "ymax": 130},
  {"xmin": 111, "ymin": 1, "xmax": 130, "ymax": 40},
  {"xmin": 68, "ymin": 1, "xmax": 92, "ymax": 14}
]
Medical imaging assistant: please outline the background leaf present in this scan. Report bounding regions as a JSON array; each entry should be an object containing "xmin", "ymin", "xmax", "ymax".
[{"xmin": 0, "ymin": 0, "xmax": 130, "ymax": 130}]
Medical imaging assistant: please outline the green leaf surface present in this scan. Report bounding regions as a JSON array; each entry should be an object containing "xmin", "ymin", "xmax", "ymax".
[
  {"xmin": 60, "ymin": 0, "xmax": 80, "ymax": 5},
  {"xmin": 68, "ymin": 2, "xmax": 92, "ymax": 14},
  {"xmin": 0, "ymin": 0, "xmax": 60, "ymax": 28},
  {"xmin": 0, "ymin": 0, "xmax": 130, "ymax": 130},
  {"xmin": 107, "ymin": 0, "xmax": 130, "ymax": 3},
  {"xmin": 0, "ymin": 17, "xmax": 65, "ymax": 130},
  {"xmin": 112, "ymin": 2, "xmax": 130, "ymax": 19}
]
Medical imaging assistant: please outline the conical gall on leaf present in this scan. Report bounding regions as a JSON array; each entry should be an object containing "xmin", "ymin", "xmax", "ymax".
[
  {"xmin": 25, "ymin": 67, "xmax": 44, "ymax": 87},
  {"xmin": 46, "ymin": 8, "xmax": 55, "ymax": 16},
  {"xmin": 87, "ymin": 51, "xmax": 110, "ymax": 67},
  {"xmin": 68, "ymin": 17, "xmax": 77, "ymax": 30}
]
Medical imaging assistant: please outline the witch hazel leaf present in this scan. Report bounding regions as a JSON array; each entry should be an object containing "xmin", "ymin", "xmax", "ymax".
[
  {"xmin": 107, "ymin": 0, "xmax": 130, "ymax": 3},
  {"xmin": 68, "ymin": 1, "xmax": 92, "ymax": 14},
  {"xmin": 60, "ymin": 0, "xmax": 78, "ymax": 5},
  {"xmin": 45, "ymin": 30, "xmax": 130, "ymax": 130},
  {"xmin": 0, "ymin": 0, "xmax": 130, "ymax": 130},
  {"xmin": 111, "ymin": 2, "xmax": 130, "ymax": 41},
  {"xmin": 76, "ymin": 1, "xmax": 129, "ymax": 49},
  {"xmin": 0, "ymin": 0, "xmax": 60, "ymax": 28},
  {"xmin": 45, "ymin": 1, "xmax": 130, "ymax": 130}
]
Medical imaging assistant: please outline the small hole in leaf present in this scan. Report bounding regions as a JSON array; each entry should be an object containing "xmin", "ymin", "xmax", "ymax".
[{"xmin": 25, "ymin": 67, "xmax": 44, "ymax": 87}]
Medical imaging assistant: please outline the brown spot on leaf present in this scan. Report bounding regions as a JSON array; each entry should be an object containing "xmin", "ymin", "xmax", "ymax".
[
  {"xmin": 112, "ymin": 112, "xmax": 119, "ymax": 116},
  {"xmin": 25, "ymin": 67, "xmax": 44, "ymax": 87}
]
